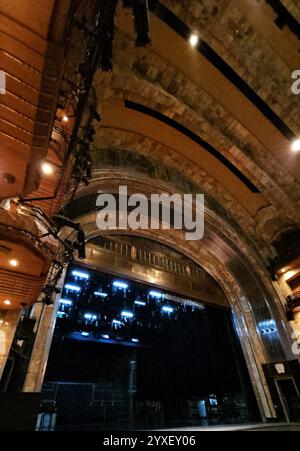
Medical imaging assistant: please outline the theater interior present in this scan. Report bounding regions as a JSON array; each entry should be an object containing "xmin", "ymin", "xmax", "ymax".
[{"xmin": 0, "ymin": 0, "xmax": 300, "ymax": 432}]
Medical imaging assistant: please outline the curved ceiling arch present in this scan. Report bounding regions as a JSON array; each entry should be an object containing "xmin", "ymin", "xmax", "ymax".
[{"xmin": 93, "ymin": 63, "xmax": 300, "ymax": 228}]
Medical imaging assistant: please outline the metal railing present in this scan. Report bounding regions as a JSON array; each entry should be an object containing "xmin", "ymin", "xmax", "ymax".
[{"xmin": 93, "ymin": 236, "xmax": 204, "ymax": 281}]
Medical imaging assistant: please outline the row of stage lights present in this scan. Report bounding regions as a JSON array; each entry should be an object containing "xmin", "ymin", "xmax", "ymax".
[
  {"xmin": 59, "ymin": 271, "xmax": 176, "ymax": 326},
  {"xmin": 60, "ymin": 288, "xmax": 175, "ymax": 314},
  {"xmin": 63, "ymin": 269, "xmax": 203, "ymax": 315}
]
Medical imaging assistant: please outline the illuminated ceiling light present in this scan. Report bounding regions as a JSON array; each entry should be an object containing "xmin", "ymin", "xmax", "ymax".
[
  {"xmin": 3, "ymin": 300, "xmax": 11, "ymax": 306},
  {"xmin": 84, "ymin": 313, "xmax": 97, "ymax": 320},
  {"xmin": 189, "ymin": 34, "xmax": 199, "ymax": 47},
  {"xmin": 94, "ymin": 292, "xmax": 108, "ymax": 298},
  {"xmin": 9, "ymin": 259, "xmax": 19, "ymax": 267},
  {"xmin": 113, "ymin": 281, "xmax": 129, "ymax": 289},
  {"xmin": 65, "ymin": 284, "xmax": 81, "ymax": 292},
  {"xmin": 149, "ymin": 291, "xmax": 163, "ymax": 299},
  {"xmin": 72, "ymin": 270, "xmax": 90, "ymax": 280},
  {"xmin": 121, "ymin": 311, "xmax": 134, "ymax": 319},
  {"xmin": 41, "ymin": 162, "xmax": 54, "ymax": 175},
  {"xmin": 59, "ymin": 299, "xmax": 73, "ymax": 306},
  {"xmin": 291, "ymin": 139, "xmax": 300, "ymax": 152},
  {"xmin": 162, "ymin": 306, "xmax": 174, "ymax": 314},
  {"xmin": 134, "ymin": 300, "xmax": 146, "ymax": 306},
  {"xmin": 62, "ymin": 115, "xmax": 69, "ymax": 123}
]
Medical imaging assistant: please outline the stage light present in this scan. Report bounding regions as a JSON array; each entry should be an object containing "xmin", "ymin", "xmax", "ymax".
[
  {"xmin": 113, "ymin": 281, "xmax": 129, "ymax": 289},
  {"xmin": 121, "ymin": 311, "xmax": 134, "ymax": 319},
  {"xmin": 112, "ymin": 319, "xmax": 122, "ymax": 326},
  {"xmin": 162, "ymin": 306, "xmax": 174, "ymax": 314},
  {"xmin": 81, "ymin": 332, "xmax": 90, "ymax": 337},
  {"xmin": 57, "ymin": 312, "xmax": 66, "ymax": 319},
  {"xmin": 90, "ymin": 106, "xmax": 101, "ymax": 122},
  {"xmin": 132, "ymin": 0, "xmax": 151, "ymax": 47},
  {"xmin": 102, "ymin": 335, "xmax": 110, "ymax": 339},
  {"xmin": 291, "ymin": 139, "xmax": 300, "ymax": 152},
  {"xmin": 72, "ymin": 270, "xmax": 90, "ymax": 280},
  {"xmin": 77, "ymin": 230, "xmax": 86, "ymax": 260},
  {"xmin": 95, "ymin": 292, "xmax": 108, "ymax": 298},
  {"xmin": 189, "ymin": 34, "xmax": 199, "ymax": 47},
  {"xmin": 41, "ymin": 162, "xmax": 54, "ymax": 175},
  {"xmin": 134, "ymin": 300, "xmax": 146, "ymax": 306},
  {"xmin": 86, "ymin": 125, "xmax": 96, "ymax": 143},
  {"xmin": 60, "ymin": 299, "xmax": 73, "ymax": 306},
  {"xmin": 65, "ymin": 284, "xmax": 81, "ymax": 292},
  {"xmin": 99, "ymin": 0, "xmax": 118, "ymax": 71},
  {"xmin": 132, "ymin": 338, "xmax": 139, "ymax": 343},
  {"xmin": 149, "ymin": 291, "xmax": 163, "ymax": 299},
  {"xmin": 9, "ymin": 259, "xmax": 19, "ymax": 267}
]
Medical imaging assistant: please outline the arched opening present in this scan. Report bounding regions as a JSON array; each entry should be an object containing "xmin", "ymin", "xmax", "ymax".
[{"xmin": 42, "ymin": 234, "xmax": 260, "ymax": 430}]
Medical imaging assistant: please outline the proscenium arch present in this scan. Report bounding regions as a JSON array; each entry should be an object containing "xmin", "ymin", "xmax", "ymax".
[{"xmin": 62, "ymin": 170, "xmax": 294, "ymax": 422}]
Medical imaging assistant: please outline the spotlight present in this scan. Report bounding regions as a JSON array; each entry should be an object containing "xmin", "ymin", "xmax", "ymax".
[
  {"xmin": 65, "ymin": 284, "xmax": 81, "ymax": 292},
  {"xmin": 113, "ymin": 281, "xmax": 129, "ymax": 289},
  {"xmin": 90, "ymin": 106, "xmax": 101, "ymax": 122},
  {"xmin": 82, "ymin": 177, "xmax": 90, "ymax": 187},
  {"xmin": 41, "ymin": 162, "xmax": 54, "ymax": 175},
  {"xmin": 149, "ymin": 290, "xmax": 162, "ymax": 299},
  {"xmin": 62, "ymin": 115, "xmax": 69, "ymax": 123},
  {"xmin": 44, "ymin": 296, "xmax": 54, "ymax": 306},
  {"xmin": 72, "ymin": 270, "xmax": 89, "ymax": 280},
  {"xmin": 60, "ymin": 299, "xmax": 73, "ymax": 306},
  {"xmin": 100, "ymin": 0, "xmax": 118, "ymax": 71},
  {"xmin": 52, "ymin": 215, "xmax": 80, "ymax": 231},
  {"xmin": 4, "ymin": 300, "xmax": 11, "ymax": 306},
  {"xmin": 95, "ymin": 292, "xmax": 108, "ymax": 298},
  {"xmin": 291, "ymin": 139, "xmax": 300, "ymax": 152},
  {"xmin": 9, "ymin": 259, "xmax": 19, "ymax": 267},
  {"xmin": 135, "ymin": 300, "xmax": 146, "ymax": 306},
  {"xmin": 86, "ymin": 125, "xmax": 96, "ymax": 143},
  {"xmin": 121, "ymin": 311, "xmax": 134, "ymax": 319},
  {"xmin": 132, "ymin": 0, "xmax": 151, "ymax": 47},
  {"xmin": 189, "ymin": 34, "xmax": 199, "ymax": 47},
  {"xmin": 77, "ymin": 229, "xmax": 86, "ymax": 260}
]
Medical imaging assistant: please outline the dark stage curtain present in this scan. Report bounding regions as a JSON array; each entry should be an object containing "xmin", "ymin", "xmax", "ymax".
[{"xmin": 136, "ymin": 307, "xmax": 242, "ymax": 401}]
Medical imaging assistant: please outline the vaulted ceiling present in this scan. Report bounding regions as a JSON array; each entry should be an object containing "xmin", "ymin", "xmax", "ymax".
[{"xmin": 70, "ymin": 0, "xmax": 300, "ymax": 266}]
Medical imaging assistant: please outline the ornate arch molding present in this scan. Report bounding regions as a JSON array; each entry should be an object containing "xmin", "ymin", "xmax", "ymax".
[
  {"xmin": 64, "ymin": 175, "xmax": 294, "ymax": 352},
  {"xmin": 91, "ymin": 135, "xmax": 262, "ymax": 242}
]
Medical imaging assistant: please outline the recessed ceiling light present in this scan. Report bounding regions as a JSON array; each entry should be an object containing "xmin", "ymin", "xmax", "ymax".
[
  {"xmin": 189, "ymin": 34, "xmax": 199, "ymax": 47},
  {"xmin": 4, "ymin": 300, "xmax": 11, "ymax": 306},
  {"xmin": 41, "ymin": 162, "xmax": 54, "ymax": 175},
  {"xmin": 9, "ymin": 259, "xmax": 19, "ymax": 267},
  {"xmin": 291, "ymin": 139, "xmax": 300, "ymax": 152}
]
